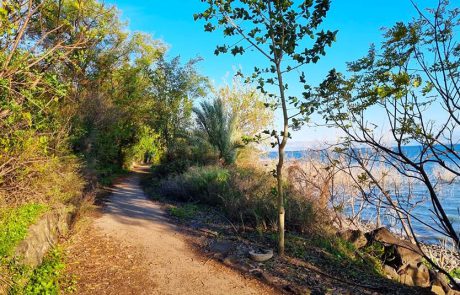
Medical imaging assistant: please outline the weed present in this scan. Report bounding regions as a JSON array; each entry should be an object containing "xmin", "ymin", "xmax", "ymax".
[
  {"xmin": 0, "ymin": 203, "xmax": 47, "ymax": 257},
  {"xmin": 6, "ymin": 248, "xmax": 67, "ymax": 294},
  {"xmin": 168, "ymin": 204, "xmax": 199, "ymax": 220},
  {"xmin": 451, "ymin": 267, "xmax": 460, "ymax": 279},
  {"xmin": 23, "ymin": 248, "xmax": 65, "ymax": 294}
]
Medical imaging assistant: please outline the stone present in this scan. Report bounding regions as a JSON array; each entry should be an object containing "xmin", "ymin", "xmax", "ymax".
[
  {"xmin": 14, "ymin": 206, "xmax": 71, "ymax": 267},
  {"xmin": 432, "ymin": 285, "xmax": 446, "ymax": 295},
  {"xmin": 222, "ymin": 255, "xmax": 239, "ymax": 266},
  {"xmin": 383, "ymin": 265, "xmax": 399, "ymax": 281},
  {"xmin": 338, "ymin": 229, "xmax": 368, "ymax": 249},
  {"xmin": 368, "ymin": 227, "xmax": 422, "ymax": 267},
  {"xmin": 399, "ymin": 262, "xmax": 430, "ymax": 287},
  {"xmin": 398, "ymin": 274, "xmax": 414, "ymax": 286},
  {"xmin": 209, "ymin": 240, "xmax": 234, "ymax": 256}
]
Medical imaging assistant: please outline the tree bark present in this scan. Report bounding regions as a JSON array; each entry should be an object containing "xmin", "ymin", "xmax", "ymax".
[{"xmin": 276, "ymin": 62, "xmax": 288, "ymax": 256}]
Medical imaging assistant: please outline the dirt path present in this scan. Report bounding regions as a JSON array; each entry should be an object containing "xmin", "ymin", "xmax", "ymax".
[{"xmin": 83, "ymin": 166, "xmax": 277, "ymax": 295}]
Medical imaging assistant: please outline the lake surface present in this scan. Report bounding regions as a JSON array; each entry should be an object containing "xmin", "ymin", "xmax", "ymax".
[{"xmin": 264, "ymin": 147, "xmax": 460, "ymax": 245}]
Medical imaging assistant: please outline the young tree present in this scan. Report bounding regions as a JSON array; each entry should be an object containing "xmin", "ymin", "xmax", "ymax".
[
  {"xmin": 194, "ymin": 98, "xmax": 239, "ymax": 164},
  {"xmin": 195, "ymin": 0, "xmax": 336, "ymax": 254}
]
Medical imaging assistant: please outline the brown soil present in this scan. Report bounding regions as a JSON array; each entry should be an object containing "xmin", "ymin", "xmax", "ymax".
[{"xmin": 63, "ymin": 166, "xmax": 277, "ymax": 295}]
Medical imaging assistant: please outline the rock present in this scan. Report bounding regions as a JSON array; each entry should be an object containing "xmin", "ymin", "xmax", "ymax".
[
  {"xmin": 398, "ymin": 262, "xmax": 430, "ymax": 287},
  {"xmin": 249, "ymin": 249, "xmax": 273, "ymax": 262},
  {"xmin": 14, "ymin": 206, "xmax": 71, "ymax": 267},
  {"xmin": 209, "ymin": 240, "xmax": 234, "ymax": 256},
  {"xmin": 338, "ymin": 229, "xmax": 368, "ymax": 249},
  {"xmin": 432, "ymin": 285, "xmax": 446, "ymax": 295},
  {"xmin": 383, "ymin": 265, "xmax": 399, "ymax": 281},
  {"xmin": 430, "ymin": 270, "xmax": 450, "ymax": 292},
  {"xmin": 223, "ymin": 257, "xmax": 251, "ymax": 273},
  {"xmin": 447, "ymin": 289, "xmax": 460, "ymax": 295},
  {"xmin": 399, "ymin": 273, "xmax": 414, "ymax": 286},
  {"xmin": 222, "ymin": 255, "xmax": 239, "ymax": 266},
  {"xmin": 368, "ymin": 227, "xmax": 422, "ymax": 267}
]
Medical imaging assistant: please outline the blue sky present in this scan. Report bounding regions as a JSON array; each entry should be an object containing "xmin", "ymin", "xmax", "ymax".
[{"xmin": 104, "ymin": 0, "xmax": 434, "ymax": 149}]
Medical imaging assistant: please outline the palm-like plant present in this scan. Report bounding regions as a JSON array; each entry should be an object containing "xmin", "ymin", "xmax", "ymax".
[{"xmin": 193, "ymin": 98, "xmax": 239, "ymax": 165}]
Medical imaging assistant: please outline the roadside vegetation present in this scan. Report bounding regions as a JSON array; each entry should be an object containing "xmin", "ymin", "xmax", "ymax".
[{"xmin": 1, "ymin": 0, "xmax": 459, "ymax": 294}]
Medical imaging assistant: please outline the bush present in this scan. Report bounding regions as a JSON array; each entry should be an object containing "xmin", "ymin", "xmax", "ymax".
[
  {"xmin": 158, "ymin": 165, "xmax": 230, "ymax": 205},
  {"xmin": 153, "ymin": 164, "xmax": 327, "ymax": 234}
]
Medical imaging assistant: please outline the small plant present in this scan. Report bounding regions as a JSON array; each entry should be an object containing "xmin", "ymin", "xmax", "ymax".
[
  {"xmin": 6, "ymin": 248, "xmax": 66, "ymax": 294},
  {"xmin": 0, "ymin": 203, "xmax": 47, "ymax": 257},
  {"xmin": 168, "ymin": 204, "xmax": 199, "ymax": 220},
  {"xmin": 23, "ymin": 248, "xmax": 65, "ymax": 295},
  {"xmin": 451, "ymin": 268, "xmax": 460, "ymax": 279}
]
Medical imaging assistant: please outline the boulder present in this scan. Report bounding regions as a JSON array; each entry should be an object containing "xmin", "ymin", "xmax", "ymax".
[
  {"xmin": 14, "ymin": 206, "xmax": 71, "ymax": 267},
  {"xmin": 430, "ymin": 270, "xmax": 450, "ymax": 293},
  {"xmin": 367, "ymin": 227, "xmax": 422, "ymax": 267},
  {"xmin": 383, "ymin": 265, "xmax": 399, "ymax": 281},
  {"xmin": 399, "ymin": 273, "xmax": 415, "ymax": 286},
  {"xmin": 338, "ymin": 229, "xmax": 368, "ymax": 249},
  {"xmin": 209, "ymin": 240, "xmax": 234, "ymax": 256},
  {"xmin": 398, "ymin": 262, "xmax": 430, "ymax": 287},
  {"xmin": 432, "ymin": 285, "xmax": 446, "ymax": 295}
]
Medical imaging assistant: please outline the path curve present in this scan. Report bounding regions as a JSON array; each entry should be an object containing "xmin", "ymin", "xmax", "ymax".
[{"xmin": 94, "ymin": 166, "xmax": 277, "ymax": 295}]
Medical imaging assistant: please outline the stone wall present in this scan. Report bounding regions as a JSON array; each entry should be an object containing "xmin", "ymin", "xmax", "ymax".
[{"xmin": 14, "ymin": 205, "xmax": 72, "ymax": 267}]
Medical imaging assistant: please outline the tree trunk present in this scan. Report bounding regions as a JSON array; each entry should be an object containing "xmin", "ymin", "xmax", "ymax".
[
  {"xmin": 276, "ymin": 147, "xmax": 285, "ymax": 255},
  {"xmin": 276, "ymin": 62, "xmax": 288, "ymax": 256}
]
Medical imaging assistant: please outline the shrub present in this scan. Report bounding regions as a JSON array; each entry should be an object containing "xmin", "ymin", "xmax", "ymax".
[
  {"xmin": 154, "ymin": 137, "xmax": 219, "ymax": 177},
  {"xmin": 182, "ymin": 166, "xmax": 230, "ymax": 205},
  {"xmin": 154, "ymin": 164, "xmax": 327, "ymax": 234},
  {"xmin": 224, "ymin": 166, "xmax": 277, "ymax": 230}
]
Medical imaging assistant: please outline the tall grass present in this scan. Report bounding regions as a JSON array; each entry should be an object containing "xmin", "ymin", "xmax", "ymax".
[{"xmin": 155, "ymin": 164, "xmax": 329, "ymax": 233}]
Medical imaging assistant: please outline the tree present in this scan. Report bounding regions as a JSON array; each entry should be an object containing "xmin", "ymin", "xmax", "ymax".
[
  {"xmin": 217, "ymin": 77, "xmax": 274, "ymax": 164},
  {"xmin": 0, "ymin": 0, "xmax": 116, "ymax": 203},
  {"xmin": 150, "ymin": 57, "xmax": 208, "ymax": 148},
  {"xmin": 193, "ymin": 98, "xmax": 239, "ymax": 165},
  {"xmin": 217, "ymin": 76, "xmax": 273, "ymax": 139},
  {"xmin": 317, "ymin": 0, "xmax": 459, "ymax": 286},
  {"xmin": 195, "ymin": 0, "xmax": 337, "ymax": 254}
]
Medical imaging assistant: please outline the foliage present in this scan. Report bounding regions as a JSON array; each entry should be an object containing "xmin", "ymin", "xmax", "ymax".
[
  {"xmin": 168, "ymin": 204, "xmax": 199, "ymax": 220},
  {"xmin": 316, "ymin": 0, "xmax": 460, "ymax": 284},
  {"xmin": 150, "ymin": 57, "xmax": 209, "ymax": 147},
  {"xmin": 23, "ymin": 248, "xmax": 65, "ymax": 295},
  {"xmin": 217, "ymin": 76, "xmax": 273, "ymax": 139},
  {"xmin": 0, "ymin": 204, "xmax": 47, "ymax": 257},
  {"xmin": 451, "ymin": 268, "xmax": 460, "ymax": 279},
  {"xmin": 194, "ymin": 98, "xmax": 239, "ymax": 164},
  {"xmin": 153, "ymin": 164, "xmax": 326, "ymax": 234},
  {"xmin": 195, "ymin": 0, "xmax": 337, "ymax": 254},
  {"xmin": 6, "ymin": 248, "xmax": 66, "ymax": 295}
]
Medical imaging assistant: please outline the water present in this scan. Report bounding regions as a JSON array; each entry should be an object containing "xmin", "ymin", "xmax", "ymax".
[{"xmin": 264, "ymin": 146, "xmax": 460, "ymax": 245}]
